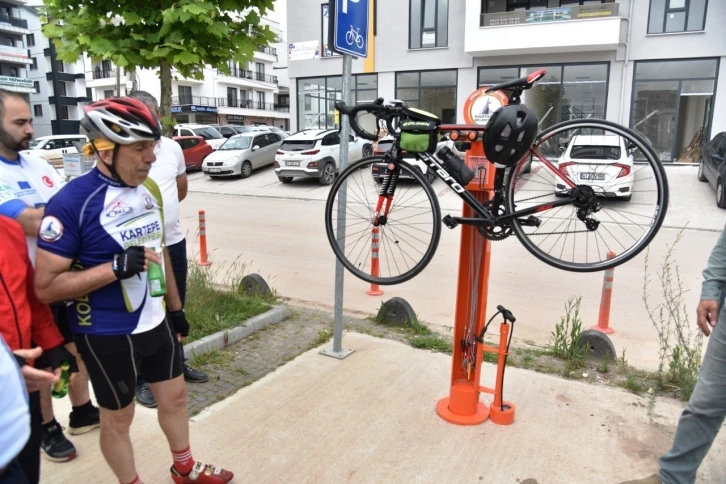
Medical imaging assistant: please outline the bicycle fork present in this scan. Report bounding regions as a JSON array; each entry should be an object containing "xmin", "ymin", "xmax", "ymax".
[{"xmin": 373, "ymin": 165, "xmax": 400, "ymax": 226}]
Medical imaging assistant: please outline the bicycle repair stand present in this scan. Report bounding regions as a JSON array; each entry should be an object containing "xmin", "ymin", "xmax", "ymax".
[{"xmin": 435, "ymin": 136, "xmax": 516, "ymax": 426}]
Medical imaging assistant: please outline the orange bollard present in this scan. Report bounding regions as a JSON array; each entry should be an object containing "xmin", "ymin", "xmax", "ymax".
[
  {"xmin": 366, "ymin": 226, "xmax": 384, "ymax": 296},
  {"xmin": 197, "ymin": 210, "xmax": 211, "ymax": 267},
  {"xmin": 592, "ymin": 251, "xmax": 616, "ymax": 334}
]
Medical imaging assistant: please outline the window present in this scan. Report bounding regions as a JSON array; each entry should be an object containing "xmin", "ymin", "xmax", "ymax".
[
  {"xmin": 630, "ymin": 58, "xmax": 718, "ymax": 162},
  {"xmin": 478, "ymin": 63, "xmax": 609, "ymax": 131},
  {"xmin": 86, "ymin": 87, "xmax": 92, "ymax": 99},
  {"xmin": 33, "ymin": 104, "xmax": 42, "ymax": 117},
  {"xmin": 297, "ymin": 74, "xmax": 378, "ymax": 130},
  {"xmin": 33, "ymin": 81, "xmax": 39, "ymax": 93},
  {"xmin": 410, "ymin": 0, "xmax": 448, "ymax": 49},
  {"xmin": 58, "ymin": 81, "xmax": 67, "ymax": 96},
  {"xmin": 103, "ymin": 90, "xmax": 114, "ymax": 99},
  {"xmin": 253, "ymin": 135, "xmax": 266, "ymax": 148},
  {"xmin": 257, "ymin": 91, "xmax": 265, "ymax": 107},
  {"xmin": 30, "ymin": 57, "xmax": 37, "ymax": 71},
  {"xmin": 26, "ymin": 33, "xmax": 34, "ymax": 47},
  {"xmin": 396, "ymin": 70, "xmax": 457, "ymax": 123},
  {"xmin": 255, "ymin": 63, "xmax": 264, "ymax": 75},
  {"xmin": 322, "ymin": 133, "xmax": 340, "ymax": 146},
  {"xmin": 56, "ymin": 61, "xmax": 63, "ymax": 72},
  {"xmin": 61, "ymin": 105, "xmax": 69, "ymax": 120},
  {"xmin": 8, "ymin": 67, "xmax": 17, "ymax": 78},
  {"xmin": 648, "ymin": 0, "xmax": 708, "ymax": 34},
  {"xmin": 178, "ymin": 85, "xmax": 192, "ymax": 104},
  {"xmin": 227, "ymin": 87, "xmax": 237, "ymax": 107},
  {"xmin": 102, "ymin": 59, "xmax": 112, "ymax": 73}
]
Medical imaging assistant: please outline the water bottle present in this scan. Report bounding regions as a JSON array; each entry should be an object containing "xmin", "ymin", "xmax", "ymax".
[
  {"xmin": 147, "ymin": 249, "xmax": 167, "ymax": 297},
  {"xmin": 51, "ymin": 360, "xmax": 70, "ymax": 399},
  {"xmin": 437, "ymin": 146, "xmax": 475, "ymax": 186}
]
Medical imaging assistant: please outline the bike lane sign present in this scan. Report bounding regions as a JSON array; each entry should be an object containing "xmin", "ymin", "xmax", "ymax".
[{"xmin": 332, "ymin": 0, "xmax": 369, "ymax": 57}]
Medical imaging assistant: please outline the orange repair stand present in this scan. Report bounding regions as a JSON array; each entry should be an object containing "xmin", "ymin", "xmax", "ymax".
[{"xmin": 435, "ymin": 140, "xmax": 516, "ymax": 426}]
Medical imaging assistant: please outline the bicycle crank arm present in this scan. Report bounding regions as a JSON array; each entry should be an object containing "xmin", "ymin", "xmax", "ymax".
[{"xmin": 442, "ymin": 215, "xmax": 494, "ymax": 229}]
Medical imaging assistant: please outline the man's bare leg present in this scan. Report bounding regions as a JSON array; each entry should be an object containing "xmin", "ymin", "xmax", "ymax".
[
  {"xmin": 149, "ymin": 375, "xmax": 189, "ymax": 450},
  {"xmin": 99, "ymin": 403, "xmax": 138, "ymax": 483},
  {"xmin": 66, "ymin": 342, "xmax": 91, "ymax": 406}
]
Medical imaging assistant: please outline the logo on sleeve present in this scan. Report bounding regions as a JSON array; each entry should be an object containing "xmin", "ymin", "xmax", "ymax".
[
  {"xmin": 39, "ymin": 216, "xmax": 63, "ymax": 242},
  {"xmin": 143, "ymin": 194, "xmax": 154, "ymax": 210},
  {"xmin": 106, "ymin": 199, "xmax": 133, "ymax": 218},
  {"xmin": 42, "ymin": 176, "xmax": 54, "ymax": 188}
]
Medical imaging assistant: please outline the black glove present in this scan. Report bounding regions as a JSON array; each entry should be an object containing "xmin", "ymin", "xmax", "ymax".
[
  {"xmin": 113, "ymin": 246, "xmax": 146, "ymax": 280},
  {"xmin": 168, "ymin": 309, "xmax": 189, "ymax": 337},
  {"xmin": 36, "ymin": 345, "xmax": 79, "ymax": 373}
]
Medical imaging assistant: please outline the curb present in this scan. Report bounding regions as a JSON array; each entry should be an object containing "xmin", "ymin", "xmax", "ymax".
[{"xmin": 185, "ymin": 305, "xmax": 292, "ymax": 357}]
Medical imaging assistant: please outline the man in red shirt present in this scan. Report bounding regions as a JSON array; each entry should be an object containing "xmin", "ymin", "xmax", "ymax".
[{"xmin": 0, "ymin": 215, "xmax": 76, "ymax": 484}]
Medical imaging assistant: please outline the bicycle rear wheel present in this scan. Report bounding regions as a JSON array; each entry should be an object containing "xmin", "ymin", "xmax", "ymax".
[
  {"xmin": 505, "ymin": 119, "xmax": 668, "ymax": 272},
  {"xmin": 325, "ymin": 156, "xmax": 441, "ymax": 285}
]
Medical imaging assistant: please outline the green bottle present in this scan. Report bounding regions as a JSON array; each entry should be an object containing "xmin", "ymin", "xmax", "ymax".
[
  {"xmin": 148, "ymin": 249, "xmax": 167, "ymax": 297},
  {"xmin": 51, "ymin": 361, "xmax": 70, "ymax": 399}
]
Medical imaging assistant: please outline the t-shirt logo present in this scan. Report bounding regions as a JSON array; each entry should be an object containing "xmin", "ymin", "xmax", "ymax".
[
  {"xmin": 17, "ymin": 181, "xmax": 31, "ymax": 190},
  {"xmin": 106, "ymin": 199, "xmax": 133, "ymax": 218},
  {"xmin": 143, "ymin": 194, "xmax": 154, "ymax": 210},
  {"xmin": 42, "ymin": 176, "xmax": 53, "ymax": 188},
  {"xmin": 39, "ymin": 216, "xmax": 63, "ymax": 242}
]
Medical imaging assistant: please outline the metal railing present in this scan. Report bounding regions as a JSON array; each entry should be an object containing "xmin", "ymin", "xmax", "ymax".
[
  {"xmin": 172, "ymin": 95, "xmax": 217, "ymax": 106},
  {"xmin": 91, "ymin": 68, "xmax": 123, "ymax": 79},
  {"xmin": 258, "ymin": 46, "xmax": 277, "ymax": 56},
  {"xmin": 216, "ymin": 98, "xmax": 280, "ymax": 111},
  {"xmin": 0, "ymin": 15, "xmax": 28, "ymax": 29},
  {"xmin": 274, "ymin": 104, "xmax": 289, "ymax": 112},
  {"xmin": 218, "ymin": 67, "xmax": 278, "ymax": 84}
]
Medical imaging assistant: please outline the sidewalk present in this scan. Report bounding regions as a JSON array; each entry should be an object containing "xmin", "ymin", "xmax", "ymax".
[{"xmin": 41, "ymin": 329, "xmax": 725, "ymax": 483}]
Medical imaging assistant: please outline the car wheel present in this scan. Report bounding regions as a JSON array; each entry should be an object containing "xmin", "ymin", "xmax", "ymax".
[
  {"xmin": 320, "ymin": 162, "xmax": 336, "ymax": 186},
  {"xmin": 363, "ymin": 145, "xmax": 373, "ymax": 157},
  {"xmin": 698, "ymin": 158, "xmax": 708, "ymax": 182},
  {"xmin": 278, "ymin": 176, "xmax": 293, "ymax": 184},
  {"xmin": 240, "ymin": 161, "xmax": 252, "ymax": 179},
  {"xmin": 717, "ymin": 179, "xmax": 726, "ymax": 209}
]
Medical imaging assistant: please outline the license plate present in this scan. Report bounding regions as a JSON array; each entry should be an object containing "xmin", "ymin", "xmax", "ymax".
[
  {"xmin": 209, "ymin": 168, "xmax": 221, "ymax": 173},
  {"xmin": 286, "ymin": 161, "xmax": 300, "ymax": 167},
  {"xmin": 580, "ymin": 172, "xmax": 606, "ymax": 181}
]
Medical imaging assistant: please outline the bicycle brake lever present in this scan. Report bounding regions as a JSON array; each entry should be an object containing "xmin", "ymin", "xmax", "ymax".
[{"xmin": 496, "ymin": 305, "xmax": 516, "ymax": 323}]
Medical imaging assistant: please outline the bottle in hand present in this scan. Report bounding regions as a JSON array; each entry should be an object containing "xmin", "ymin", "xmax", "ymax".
[
  {"xmin": 51, "ymin": 361, "xmax": 70, "ymax": 399},
  {"xmin": 147, "ymin": 249, "xmax": 167, "ymax": 297}
]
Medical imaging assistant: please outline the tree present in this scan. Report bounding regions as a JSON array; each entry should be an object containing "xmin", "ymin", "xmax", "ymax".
[{"xmin": 42, "ymin": 0, "xmax": 276, "ymax": 135}]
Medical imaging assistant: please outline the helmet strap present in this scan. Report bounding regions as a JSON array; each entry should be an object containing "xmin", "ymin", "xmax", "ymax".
[{"xmin": 91, "ymin": 141, "xmax": 132, "ymax": 187}]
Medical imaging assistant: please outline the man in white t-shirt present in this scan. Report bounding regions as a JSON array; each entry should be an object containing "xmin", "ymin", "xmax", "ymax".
[
  {"xmin": 0, "ymin": 90, "xmax": 98, "ymax": 467},
  {"xmin": 128, "ymin": 91, "xmax": 208, "ymax": 409}
]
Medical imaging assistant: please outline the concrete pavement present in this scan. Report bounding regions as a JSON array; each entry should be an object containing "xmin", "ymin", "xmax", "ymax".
[
  {"xmin": 41, "ymin": 331, "xmax": 726, "ymax": 483},
  {"xmin": 179, "ymin": 164, "xmax": 723, "ymax": 370}
]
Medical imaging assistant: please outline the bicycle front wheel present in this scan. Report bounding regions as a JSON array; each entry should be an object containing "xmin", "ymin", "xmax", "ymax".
[
  {"xmin": 505, "ymin": 118, "xmax": 669, "ymax": 272},
  {"xmin": 325, "ymin": 156, "xmax": 441, "ymax": 285}
]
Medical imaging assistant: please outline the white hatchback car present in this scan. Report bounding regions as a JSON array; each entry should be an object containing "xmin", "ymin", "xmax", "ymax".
[
  {"xmin": 554, "ymin": 135, "xmax": 634, "ymax": 201},
  {"xmin": 202, "ymin": 132, "xmax": 283, "ymax": 178},
  {"xmin": 23, "ymin": 135, "xmax": 88, "ymax": 166},
  {"xmin": 274, "ymin": 129, "xmax": 373, "ymax": 185}
]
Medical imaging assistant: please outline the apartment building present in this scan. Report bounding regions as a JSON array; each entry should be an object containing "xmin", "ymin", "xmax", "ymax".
[
  {"xmin": 287, "ymin": 0, "xmax": 725, "ymax": 162},
  {"xmin": 84, "ymin": 17, "xmax": 291, "ymax": 130},
  {"xmin": 0, "ymin": 1, "xmax": 36, "ymax": 102}
]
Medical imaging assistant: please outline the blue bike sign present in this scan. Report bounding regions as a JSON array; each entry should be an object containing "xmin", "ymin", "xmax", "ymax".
[{"xmin": 332, "ymin": 0, "xmax": 369, "ymax": 57}]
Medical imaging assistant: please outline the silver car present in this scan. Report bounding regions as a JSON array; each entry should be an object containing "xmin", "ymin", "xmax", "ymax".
[{"xmin": 201, "ymin": 132, "xmax": 284, "ymax": 178}]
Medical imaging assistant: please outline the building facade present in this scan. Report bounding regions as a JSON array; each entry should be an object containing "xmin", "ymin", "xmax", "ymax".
[
  {"xmin": 0, "ymin": 1, "xmax": 37, "ymax": 110},
  {"xmin": 287, "ymin": 0, "xmax": 725, "ymax": 162}
]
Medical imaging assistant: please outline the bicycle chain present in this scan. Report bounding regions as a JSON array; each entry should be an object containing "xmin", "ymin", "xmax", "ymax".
[{"xmin": 509, "ymin": 192, "xmax": 601, "ymax": 237}]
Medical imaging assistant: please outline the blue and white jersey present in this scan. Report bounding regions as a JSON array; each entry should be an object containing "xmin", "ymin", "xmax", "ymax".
[
  {"xmin": 37, "ymin": 168, "xmax": 167, "ymax": 336},
  {"xmin": 0, "ymin": 153, "xmax": 64, "ymax": 264}
]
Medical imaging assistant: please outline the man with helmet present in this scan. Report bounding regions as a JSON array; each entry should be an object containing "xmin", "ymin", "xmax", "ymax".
[{"xmin": 33, "ymin": 97, "xmax": 233, "ymax": 484}]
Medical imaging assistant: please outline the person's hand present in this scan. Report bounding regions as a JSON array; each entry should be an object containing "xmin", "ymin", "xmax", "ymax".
[
  {"xmin": 143, "ymin": 247, "xmax": 161, "ymax": 267},
  {"xmin": 39, "ymin": 345, "xmax": 79, "ymax": 373},
  {"xmin": 13, "ymin": 347, "xmax": 59, "ymax": 392},
  {"xmin": 113, "ymin": 246, "xmax": 147, "ymax": 279},
  {"xmin": 697, "ymin": 299, "xmax": 720, "ymax": 336},
  {"xmin": 168, "ymin": 309, "xmax": 189, "ymax": 340}
]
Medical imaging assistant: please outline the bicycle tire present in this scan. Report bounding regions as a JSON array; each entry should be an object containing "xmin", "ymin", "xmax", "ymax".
[
  {"xmin": 504, "ymin": 118, "xmax": 669, "ymax": 272},
  {"xmin": 324, "ymin": 155, "xmax": 442, "ymax": 285}
]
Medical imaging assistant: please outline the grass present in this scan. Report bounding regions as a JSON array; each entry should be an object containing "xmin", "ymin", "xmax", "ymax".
[
  {"xmin": 549, "ymin": 296, "xmax": 588, "ymax": 376},
  {"xmin": 409, "ymin": 335, "xmax": 452, "ymax": 353},
  {"xmin": 234, "ymin": 367, "xmax": 249, "ymax": 376},
  {"xmin": 184, "ymin": 257, "xmax": 276, "ymax": 343},
  {"xmin": 623, "ymin": 374, "xmax": 645, "ymax": 394},
  {"xmin": 191, "ymin": 348, "xmax": 235, "ymax": 367}
]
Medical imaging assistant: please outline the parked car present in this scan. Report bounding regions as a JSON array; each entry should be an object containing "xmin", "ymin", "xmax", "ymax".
[
  {"xmin": 371, "ymin": 135, "xmax": 465, "ymax": 184},
  {"xmin": 210, "ymin": 125, "xmax": 250, "ymax": 138},
  {"xmin": 201, "ymin": 132, "xmax": 284, "ymax": 178},
  {"xmin": 698, "ymin": 131, "xmax": 726, "ymax": 207},
  {"xmin": 173, "ymin": 136, "xmax": 213, "ymax": 170},
  {"xmin": 22, "ymin": 134, "xmax": 88, "ymax": 167},
  {"xmin": 553, "ymin": 134, "xmax": 634, "ymax": 201},
  {"xmin": 173, "ymin": 124, "xmax": 226, "ymax": 150},
  {"xmin": 273, "ymin": 129, "xmax": 373, "ymax": 185}
]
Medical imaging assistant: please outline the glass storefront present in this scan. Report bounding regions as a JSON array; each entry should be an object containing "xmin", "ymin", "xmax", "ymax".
[
  {"xmin": 395, "ymin": 69, "xmax": 457, "ymax": 123},
  {"xmin": 479, "ymin": 63, "xmax": 609, "ymax": 132},
  {"xmin": 297, "ymin": 74, "xmax": 378, "ymax": 130},
  {"xmin": 630, "ymin": 58, "xmax": 719, "ymax": 162}
]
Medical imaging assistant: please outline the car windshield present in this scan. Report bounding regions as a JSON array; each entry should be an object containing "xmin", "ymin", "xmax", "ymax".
[
  {"xmin": 193, "ymin": 127, "xmax": 223, "ymax": 140},
  {"xmin": 570, "ymin": 145, "xmax": 621, "ymax": 161},
  {"xmin": 376, "ymin": 140, "xmax": 394, "ymax": 152},
  {"xmin": 280, "ymin": 140, "xmax": 316, "ymax": 151},
  {"xmin": 28, "ymin": 139, "xmax": 42, "ymax": 149},
  {"xmin": 219, "ymin": 137, "xmax": 252, "ymax": 150}
]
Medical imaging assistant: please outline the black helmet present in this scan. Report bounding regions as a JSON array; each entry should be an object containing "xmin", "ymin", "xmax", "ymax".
[{"xmin": 484, "ymin": 105, "xmax": 538, "ymax": 168}]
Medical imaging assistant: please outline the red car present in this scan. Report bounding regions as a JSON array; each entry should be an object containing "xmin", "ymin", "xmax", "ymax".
[{"xmin": 173, "ymin": 136, "xmax": 213, "ymax": 170}]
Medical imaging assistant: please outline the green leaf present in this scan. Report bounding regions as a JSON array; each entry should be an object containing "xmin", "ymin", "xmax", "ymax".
[
  {"xmin": 89, "ymin": 37, "xmax": 115, "ymax": 55},
  {"xmin": 182, "ymin": 4, "xmax": 208, "ymax": 16},
  {"xmin": 114, "ymin": 55, "xmax": 129, "ymax": 67},
  {"xmin": 207, "ymin": 22, "xmax": 228, "ymax": 38},
  {"xmin": 124, "ymin": 12, "xmax": 143, "ymax": 25},
  {"xmin": 173, "ymin": 50, "xmax": 198, "ymax": 65}
]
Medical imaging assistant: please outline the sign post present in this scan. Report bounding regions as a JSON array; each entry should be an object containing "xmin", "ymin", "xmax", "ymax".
[{"xmin": 321, "ymin": 0, "xmax": 369, "ymax": 360}]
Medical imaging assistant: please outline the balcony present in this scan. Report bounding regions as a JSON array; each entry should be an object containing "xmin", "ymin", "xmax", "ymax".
[
  {"xmin": 0, "ymin": 74, "xmax": 34, "ymax": 93},
  {"xmin": 86, "ymin": 67, "xmax": 127, "ymax": 88},
  {"xmin": 0, "ymin": 14, "xmax": 28, "ymax": 34},
  {"xmin": 0, "ymin": 44, "xmax": 30, "ymax": 64},
  {"xmin": 172, "ymin": 96, "xmax": 217, "ymax": 106},
  {"xmin": 255, "ymin": 45, "xmax": 278, "ymax": 61},
  {"xmin": 466, "ymin": 0, "xmax": 624, "ymax": 57},
  {"xmin": 48, "ymin": 95, "xmax": 92, "ymax": 105},
  {"xmin": 274, "ymin": 104, "xmax": 289, "ymax": 113},
  {"xmin": 217, "ymin": 98, "xmax": 288, "ymax": 114},
  {"xmin": 46, "ymin": 71, "xmax": 85, "ymax": 83},
  {"xmin": 91, "ymin": 68, "xmax": 123, "ymax": 79},
  {"xmin": 217, "ymin": 68, "xmax": 278, "ymax": 85}
]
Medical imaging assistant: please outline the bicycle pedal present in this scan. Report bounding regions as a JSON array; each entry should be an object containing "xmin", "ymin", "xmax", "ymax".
[
  {"xmin": 442, "ymin": 215, "xmax": 459, "ymax": 229},
  {"xmin": 518, "ymin": 216, "xmax": 541, "ymax": 227}
]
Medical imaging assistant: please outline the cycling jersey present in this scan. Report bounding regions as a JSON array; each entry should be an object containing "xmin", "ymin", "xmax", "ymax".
[
  {"xmin": 0, "ymin": 153, "xmax": 64, "ymax": 264},
  {"xmin": 36, "ymin": 167, "xmax": 167, "ymax": 336}
]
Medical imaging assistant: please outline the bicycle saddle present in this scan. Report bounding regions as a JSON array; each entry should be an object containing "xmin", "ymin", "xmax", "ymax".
[{"xmin": 485, "ymin": 68, "xmax": 546, "ymax": 93}]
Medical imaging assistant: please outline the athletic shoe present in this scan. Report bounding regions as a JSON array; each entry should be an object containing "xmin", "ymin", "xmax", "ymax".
[
  {"xmin": 68, "ymin": 405, "xmax": 101, "ymax": 435},
  {"xmin": 40, "ymin": 423, "xmax": 77, "ymax": 462},
  {"xmin": 183, "ymin": 364, "xmax": 209, "ymax": 383},
  {"xmin": 136, "ymin": 381, "xmax": 158, "ymax": 408},
  {"xmin": 171, "ymin": 462, "xmax": 233, "ymax": 483}
]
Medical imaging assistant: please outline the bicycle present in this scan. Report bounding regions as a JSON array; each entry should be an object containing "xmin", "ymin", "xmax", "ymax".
[
  {"xmin": 345, "ymin": 25, "xmax": 364, "ymax": 49},
  {"xmin": 326, "ymin": 69, "xmax": 669, "ymax": 285}
]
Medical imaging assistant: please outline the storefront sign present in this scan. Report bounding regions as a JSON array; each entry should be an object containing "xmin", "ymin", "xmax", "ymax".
[
  {"xmin": 288, "ymin": 40, "xmax": 320, "ymax": 61},
  {"xmin": 0, "ymin": 75, "xmax": 33, "ymax": 89},
  {"xmin": 462, "ymin": 88, "xmax": 509, "ymax": 126},
  {"xmin": 226, "ymin": 115, "xmax": 245, "ymax": 122},
  {"xmin": 171, "ymin": 104, "xmax": 218, "ymax": 114},
  {"xmin": 481, "ymin": 3, "xmax": 618, "ymax": 27}
]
